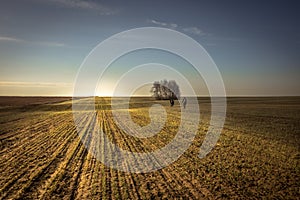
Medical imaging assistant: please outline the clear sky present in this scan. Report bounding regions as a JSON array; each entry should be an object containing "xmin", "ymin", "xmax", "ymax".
[{"xmin": 0, "ymin": 0, "xmax": 299, "ymax": 96}]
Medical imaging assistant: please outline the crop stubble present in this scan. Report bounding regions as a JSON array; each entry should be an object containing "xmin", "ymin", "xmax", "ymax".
[{"xmin": 0, "ymin": 97, "xmax": 299, "ymax": 199}]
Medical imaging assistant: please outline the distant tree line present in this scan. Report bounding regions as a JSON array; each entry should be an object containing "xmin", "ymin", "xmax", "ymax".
[{"xmin": 150, "ymin": 80, "xmax": 180, "ymax": 100}]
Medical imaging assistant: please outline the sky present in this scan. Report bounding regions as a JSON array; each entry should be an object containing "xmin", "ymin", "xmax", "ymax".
[{"xmin": 0, "ymin": 0, "xmax": 299, "ymax": 96}]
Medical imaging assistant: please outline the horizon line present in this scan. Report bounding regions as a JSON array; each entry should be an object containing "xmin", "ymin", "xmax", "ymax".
[{"xmin": 1, "ymin": 95, "xmax": 300, "ymax": 98}]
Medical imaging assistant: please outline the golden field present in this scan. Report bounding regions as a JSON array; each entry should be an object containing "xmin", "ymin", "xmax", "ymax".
[{"xmin": 0, "ymin": 97, "xmax": 299, "ymax": 199}]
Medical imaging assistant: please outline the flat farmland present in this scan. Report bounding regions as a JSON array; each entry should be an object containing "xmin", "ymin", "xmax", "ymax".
[{"xmin": 0, "ymin": 97, "xmax": 299, "ymax": 199}]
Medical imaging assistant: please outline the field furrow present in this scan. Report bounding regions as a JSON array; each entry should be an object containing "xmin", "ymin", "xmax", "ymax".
[{"xmin": 0, "ymin": 97, "xmax": 299, "ymax": 199}]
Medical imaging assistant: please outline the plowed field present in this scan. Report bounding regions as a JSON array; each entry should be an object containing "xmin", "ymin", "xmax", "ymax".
[{"xmin": 0, "ymin": 97, "xmax": 299, "ymax": 199}]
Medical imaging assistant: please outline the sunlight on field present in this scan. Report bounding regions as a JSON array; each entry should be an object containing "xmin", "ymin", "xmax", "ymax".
[{"xmin": 0, "ymin": 97, "xmax": 299, "ymax": 199}]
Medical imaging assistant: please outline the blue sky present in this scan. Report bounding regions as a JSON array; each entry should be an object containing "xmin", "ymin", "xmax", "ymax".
[{"xmin": 0, "ymin": 0, "xmax": 299, "ymax": 96}]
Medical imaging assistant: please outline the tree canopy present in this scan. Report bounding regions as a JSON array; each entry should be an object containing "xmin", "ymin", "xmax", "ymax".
[{"xmin": 150, "ymin": 80, "xmax": 180, "ymax": 100}]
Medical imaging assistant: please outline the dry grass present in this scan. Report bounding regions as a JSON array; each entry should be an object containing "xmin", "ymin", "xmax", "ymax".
[{"xmin": 0, "ymin": 97, "xmax": 299, "ymax": 199}]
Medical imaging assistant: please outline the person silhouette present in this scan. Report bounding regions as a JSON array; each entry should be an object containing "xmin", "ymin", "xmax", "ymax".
[
  {"xmin": 182, "ymin": 97, "xmax": 187, "ymax": 109},
  {"xmin": 170, "ymin": 98, "xmax": 174, "ymax": 107}
]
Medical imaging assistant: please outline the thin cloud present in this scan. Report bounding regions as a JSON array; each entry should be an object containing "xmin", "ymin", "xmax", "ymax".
[
  {"xmin": 0, "ymin": 81, "xmax": 72, "ymax": 87},
  {"xmin": 169, "ymin": 23, "xmax": 178, "ymax": 29},
  {"xmin": 37, "ymin": 41, "xmax": 66, "ymax": 47},
  {"xmin": 183, "ymin": 27, "xmax": 206, "ymax": 36},
  {"xmin": 148, "ymin": 19, "xmax": 178, "ymax": 29},
  {"xmin": 147, "ymin": 19, "xmax": 242, "ymax": 43},
  {"xmin": 148, "ymin": 19, "xmax": 206, "ymax": 36},
  {"xmin": 0, "ymin": 36, "xmax": 24, "ymax": 43},
  {"xmin": 44, "ymin": 0, "xmax": 117, "ymax": 15},
  {"xmin": 149, "ymin": 19, "xmax": 167, "ymax": 26},
  {"xmin": 0, "ymin": 35, "xmax": 68, "ymax": 47}
]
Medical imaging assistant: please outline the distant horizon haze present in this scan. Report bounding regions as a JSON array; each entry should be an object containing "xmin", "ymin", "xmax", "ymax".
[{"xmin": 0, "ymin": 1, "xmax": 299, "ymax": 96}]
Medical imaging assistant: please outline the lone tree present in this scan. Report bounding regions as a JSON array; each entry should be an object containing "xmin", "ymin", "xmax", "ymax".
[{"xmin": 150, "ymin": 79, "xmax": 180, "ymax": 100}]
